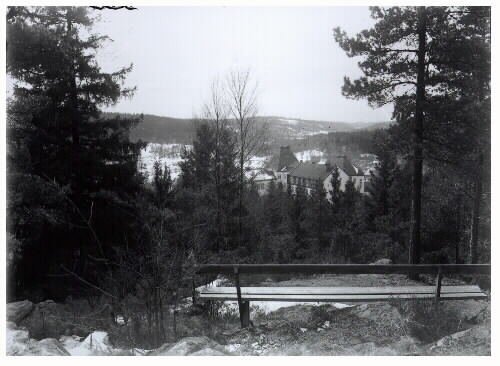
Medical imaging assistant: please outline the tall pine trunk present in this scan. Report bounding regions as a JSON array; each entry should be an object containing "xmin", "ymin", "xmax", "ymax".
[
  {"xmin": 66, "ymin": 17, "xmax": 86, "ymax": 275},
  {"xmin": 456, "ymin": 193, "xmax": 463, "ymax": 264},
  {"xmin": 469, "ymin": 151, "xmax": 483, "ymax": 263},
  {"xmin": 409, "ymin": 6, "xmax": 426, "ymax": 276},
  {"xmin": 469, "ymin": 26, "xmax": 488, "ymax": 264}
]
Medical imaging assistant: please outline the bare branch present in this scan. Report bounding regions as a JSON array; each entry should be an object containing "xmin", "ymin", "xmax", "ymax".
[{"xmin": 60, "ymin": 264, "xmax": 118, "ymax": 299}]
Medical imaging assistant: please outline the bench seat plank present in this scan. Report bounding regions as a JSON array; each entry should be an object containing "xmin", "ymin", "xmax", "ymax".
[
  {"xmin": 199, "ymin": 285, "xmax": 483, "ymax": 295},
  {"xmin": 199, "ymin": 292, "xmax": 487, "ymax": 302}
]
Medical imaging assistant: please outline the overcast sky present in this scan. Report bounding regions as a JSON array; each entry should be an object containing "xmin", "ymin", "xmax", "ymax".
[{"xmin": 93, "ymin": 7, "xmax": 394, "ymax": 122}]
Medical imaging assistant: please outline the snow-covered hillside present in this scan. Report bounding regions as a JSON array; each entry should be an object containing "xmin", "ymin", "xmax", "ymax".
[
  {"xmin": 139, "ymin": 143, "xmax": 272, "ymax": 181},
  {"xmin": 294, "ymin": 149, "xmax": 327, "ymax": 164},
  {"xmin": 138, "ymin": 143, "xmax": 191, "ymax": 181}
]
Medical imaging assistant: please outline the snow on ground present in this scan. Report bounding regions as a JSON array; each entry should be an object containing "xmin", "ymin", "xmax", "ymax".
[
  {"xmin": 196, "ymin": 277, "xmax": 226, "ymax": 292},
  {"xmin": 193, "ymin": 276, "xmax": 352, "ymax": 316},
  {"xmin": 294, "ymin": 149, "xmax": 327, "ymax": 163},
  {"xmin": 246, "ymin": 156, "xmax": 270, "ymax": 170},
  {"xmin": 245, "ymin": 169, "xmax": 275, "ymax": 182},
  {"xmin": 299, "ymin": 130, "xmax": 329, "ymax": 137},
  {"xmin": 280, "ymin": 118, "xmax": 299, "ymax": 125},
  {"xmin": 138, "ymin": 143, "xmax": 191, "ymax": 181},
  {"xmin": 139, "ymin": 142, "xmax": 271, "ymax": 182},
  {"xmin": 60, "ymin": 331, "xmax": 137, "ymax": 356},
  {"xmin": 6, "ymin": 322, "xmax": 30, "ymax": 355},
  {"xmin": 231, "ymin": 300, "xmax": 351, "ymax": 315},
  {"xmin": 61, "ymin": 331, "xmax": 113, "ymax": 355}
]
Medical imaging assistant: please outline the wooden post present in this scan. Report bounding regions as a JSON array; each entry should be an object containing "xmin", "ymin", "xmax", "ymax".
[
  {"xmin": 435, "ymin": 266, "xmax": 443, "ymax": 303},
  {"xmin": 192, "ymin": 278, "xmax": 196, "ymax": 305},
  {"xmin": 234, "ymin": 266, "xmax": 250, "ymax": 328}
]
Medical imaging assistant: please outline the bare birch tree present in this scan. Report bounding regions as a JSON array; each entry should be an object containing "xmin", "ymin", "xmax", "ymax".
[{"xmin": 227, "ymin": 69, "xmax": 268, "ymax": 248}]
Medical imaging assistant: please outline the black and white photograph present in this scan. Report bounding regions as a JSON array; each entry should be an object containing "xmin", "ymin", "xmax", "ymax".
[{"xmin": 3, "ymin": 1, "xmax": 492, "ymax": 357}]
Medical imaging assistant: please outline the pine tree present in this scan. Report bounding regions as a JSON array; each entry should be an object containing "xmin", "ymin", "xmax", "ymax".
[
  {"xmin": 334, "ymin": 6, "xmax": 490, "ymax": 267},
  {"xmin": 7, "ymin": 6, "xmax": 144, "ymax": 297},
  {"xmin": 178, "ymin": 121, "xmax": 239, "ymax": 253}
]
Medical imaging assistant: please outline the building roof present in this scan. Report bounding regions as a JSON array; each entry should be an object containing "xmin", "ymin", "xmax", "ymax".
[
  {"xmin": 289, "ymin": 156, "xmax": 364, "ymax": 182},
  {"xmin": 267, "ymin": 145, "xmax": 299, "ymax": 172},
  {"xmin": 289, "ymin": 162, "xmax": 331, "ymax": 181},
  {"xmin": 330, "ymin": 156, "xmax": 364, "ymax": 176}
]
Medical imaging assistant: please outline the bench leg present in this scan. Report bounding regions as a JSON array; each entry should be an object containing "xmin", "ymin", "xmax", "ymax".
[{"xmin": 239, "ymin": 300, "xmax": 250, "ymax": 328}]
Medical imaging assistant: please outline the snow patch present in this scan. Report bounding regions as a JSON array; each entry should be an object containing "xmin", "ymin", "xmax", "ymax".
[
  {"xmin": 211, "ymin": 300, "xmax": 351, "ymax": 315},
  {"xmin": 61, "ymin": 331, "xmax": 130, "ymax": 356},
  {"xmin": 6, "ymin": 323, "xmax": 30, "ymax": 355},
  {"xmin": 294, "ymin": 149, "xmax": 326, "ymax": 163},
  {"xmin": 192, "ymin": 276, "xmax": 352, "ymax": 315},
  {"xmin": 225, "ymin": 343, "xmax": 241, "ymax": 353},
  {"xmin": 138, "ymin": 143, "xmax": 191, "ymax": 181},
  {"xmin": 195, "ymin": 276, "xmax": 226, "ymax": 292},
  {"xmin": 246, "ymin": 156, "xmax": 270, "ymax": 170}
]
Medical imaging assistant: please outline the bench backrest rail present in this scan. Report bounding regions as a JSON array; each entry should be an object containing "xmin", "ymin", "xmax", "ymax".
[{"xmin": 197, "ymin": 264, "xmax": 491, "ymax": 275}]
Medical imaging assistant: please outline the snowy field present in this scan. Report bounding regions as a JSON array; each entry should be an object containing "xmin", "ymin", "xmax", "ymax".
[
  {"xmin": 138, "ymin": 143, "xmax": 191, "ymax": 181},
  {"xmin": 139, "ymin": 143, "xmax": 272, "ymax": 182},
  {"xmin": 294, "ymin": 149, "xmax": 327, "ymax": 164}
]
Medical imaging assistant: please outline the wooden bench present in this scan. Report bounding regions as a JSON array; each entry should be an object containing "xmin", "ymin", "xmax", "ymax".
[{"xmin": 196, "ymin": 264, "xmax": 490, "ymax": 328}]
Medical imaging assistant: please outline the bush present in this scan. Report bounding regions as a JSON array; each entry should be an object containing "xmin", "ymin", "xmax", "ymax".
[{"xmin": 308, "ymin": 305, "xmax": 332, "ymax": 326}]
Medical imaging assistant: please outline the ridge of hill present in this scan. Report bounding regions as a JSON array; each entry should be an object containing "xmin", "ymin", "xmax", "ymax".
[{"xmin": 103, "ymin": 112, "xmax": 392, "ymax": 144}]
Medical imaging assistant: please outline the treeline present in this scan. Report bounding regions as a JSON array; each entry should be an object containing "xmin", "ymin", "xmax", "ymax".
[
  {"xmin": 323, "ymin": 130, "xmax": 381, "ymax": 157},
  {"xmin": 126, "ymin": 113, "xmax": 195, "ymax": 144}
]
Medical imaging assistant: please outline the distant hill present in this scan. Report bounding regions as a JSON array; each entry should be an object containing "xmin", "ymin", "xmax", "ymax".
[
  {"xmin": 103, "ymin": 112, "xmax": 392, "ymax": 144},
  {"xmin": 258, "ymin": 116, "xmax": 392, "ymax": 140},
  {"xmin": 103, "ymin": 112, "xmax": 196, "ymax": 144}
]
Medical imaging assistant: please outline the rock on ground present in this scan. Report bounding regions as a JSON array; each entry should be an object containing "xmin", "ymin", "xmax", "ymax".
[
  {"xmin": 149, "ymin": 336, "xmax": 229, "ymax": 356},
  {"xmin": 426, "ymin": 325, "xmax": 490, "ymax": 356},
  {"xmin": 18, "ymin": 299, "xmax": 90, "ymax": 339},
  {"xmin": 6, "ymin": 322, "xmax": 30, "ymax": 355},
  {"xmin": 61, "ymin": 331, "xmax": 133, "ymax": 355},
  {"xmin": 348, "ymin": 335, "xmax": 421, "ymax": 356},
  {"xmin": 440, "ymin": 300, "xmax": 490, "ymax": 324},
  {"xmin": 7, "ymin": 322, "xmax": 70, "ymax": 356},
  {"xmin": 190, "ymin": 348, "xmax": 227, "ymax": 356},
  {"xmin": 7, "ymin": 300, "xmax": 34, "ymax": 324},
  {"xmin": 7, "ymin": 320, "xmax": 130, "ymax": 356},
  {"xmin": 22, "ymin": 338, "xmax": 71, "ymax": 356},
  {"xmin": 350, "ymin": 302, "xmax": 403, "ymax": 324}
]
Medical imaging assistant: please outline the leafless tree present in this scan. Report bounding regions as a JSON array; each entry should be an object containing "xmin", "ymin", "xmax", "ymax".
[{"xmin": 226, "ymin": 69, "xmax": 268, "ymax": 247}]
